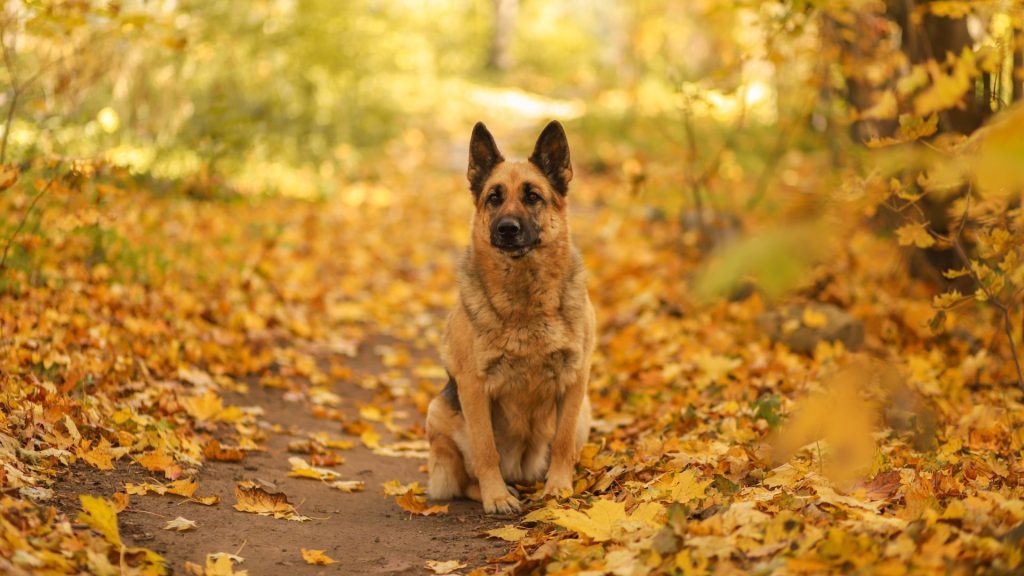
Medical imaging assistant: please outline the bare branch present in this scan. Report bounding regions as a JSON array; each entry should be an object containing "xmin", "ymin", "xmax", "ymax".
[
  {"xmin": 947, "ymin": 190, "xmax": 1024, "ymax": 390},
  {"xmin": 0, "ymin": 173, "xmax": 55, "ymax": 272},
  {"xmin": 0, "ymin": 22, "xmax": 19, "ymax": 165}
]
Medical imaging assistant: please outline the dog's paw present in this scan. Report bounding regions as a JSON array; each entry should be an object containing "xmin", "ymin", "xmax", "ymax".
[
  {"xmin": 482, "ymin": 487, "xmax": 521, "ymax": 515},
  {"xmin": 542, "ymin": 472, "xmax": 573, "ymax": 499}
]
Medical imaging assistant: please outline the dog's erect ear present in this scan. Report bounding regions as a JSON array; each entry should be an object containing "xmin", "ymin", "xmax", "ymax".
[
  {"xmin": 529, "ymin": 120, "xmax": 573, "ymax": 195},
  {"xmin": 467, "ymin": 122, "xmax": 504, "ymax": 198}
]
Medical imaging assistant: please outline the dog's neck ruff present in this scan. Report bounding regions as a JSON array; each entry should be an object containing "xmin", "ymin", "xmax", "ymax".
[{"xmin": 458, "ymin": 243, "xmax": 583, "ymax": 330}]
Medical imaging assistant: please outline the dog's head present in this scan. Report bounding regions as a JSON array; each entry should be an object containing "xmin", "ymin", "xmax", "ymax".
[{"xmin": 466, "ymin": 121, "xmax": 573, "ymax": 259}]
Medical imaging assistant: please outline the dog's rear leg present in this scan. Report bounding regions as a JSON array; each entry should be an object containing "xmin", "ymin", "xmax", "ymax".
[
  {"xmin": 427, "ymin": 399, "xmax": 471, "ymax": 500},
  {"xmin": 428, "ymin": 433, "xmax": 470, "ymax": 500}
]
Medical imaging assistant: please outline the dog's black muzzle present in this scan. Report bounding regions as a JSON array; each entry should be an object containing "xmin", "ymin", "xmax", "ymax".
[{"xmin": 490, "ymin": 216, "xmax": 538, "ymax": 258}]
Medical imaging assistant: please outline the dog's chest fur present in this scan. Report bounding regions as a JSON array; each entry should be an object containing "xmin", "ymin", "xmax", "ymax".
[{"xmin": 458, "ymin": 248, "xmax": 588, "ymax": 402}]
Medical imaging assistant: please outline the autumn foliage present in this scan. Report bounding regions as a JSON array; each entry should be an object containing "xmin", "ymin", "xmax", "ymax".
[{"xmin": 2, "ymin": 1, "xmax": 1024, "ymax": 575}]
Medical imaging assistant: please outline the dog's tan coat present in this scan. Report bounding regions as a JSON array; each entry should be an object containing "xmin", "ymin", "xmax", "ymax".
[{"xmin": 426, "ymin": 123, "xmax": 595, "ymax": 514}]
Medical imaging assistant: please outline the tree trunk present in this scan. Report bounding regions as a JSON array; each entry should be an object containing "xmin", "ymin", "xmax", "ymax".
[
  {"xmin": 1014, "ymin": 26, "xmax": 1023, "ymax": 103},
  {"xmin": 891, "ymin": 0, "xmax": 991, "ymax": 134},
  {"xmin": 487, "ymin": 0, "xmax": 518, "ymax": 72}
]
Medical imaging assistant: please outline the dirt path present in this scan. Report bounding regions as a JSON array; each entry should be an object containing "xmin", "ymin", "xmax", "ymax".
[{"xmin": 51, "ymin": 340, "xmax": 510, "ymax": 575}]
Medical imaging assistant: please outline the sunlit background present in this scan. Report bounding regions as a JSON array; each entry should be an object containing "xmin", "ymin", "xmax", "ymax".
[{"xmin": 2, "ymin": 1, "xmax": 843, "ymax": 196}]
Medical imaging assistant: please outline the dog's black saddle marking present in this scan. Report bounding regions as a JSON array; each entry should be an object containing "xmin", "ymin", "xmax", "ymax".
[{"xmin": 442, "ymin": 372, "xmax": 461, "ymax": 414}]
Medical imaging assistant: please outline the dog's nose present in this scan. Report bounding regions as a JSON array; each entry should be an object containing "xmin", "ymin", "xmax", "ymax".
[{"xmin": 496, "ymin": 218, "xmax": 521, "ymax": 238}]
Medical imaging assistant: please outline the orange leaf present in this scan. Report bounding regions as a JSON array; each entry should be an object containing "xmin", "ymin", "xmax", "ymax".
[
  {"xmin": 394, "ymin": 492, "xmax": 448, "ymax": 516},
  {"xmin": 204, "ymin": 440, "xmax": 246, "ymax": 462}
]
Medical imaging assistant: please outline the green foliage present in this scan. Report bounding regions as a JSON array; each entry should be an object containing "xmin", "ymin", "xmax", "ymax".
[
  {"xmin": 752, "ymin": 393, "xmax": 782, "ymax": 429},
  {"xmin": 694, "ymin": 223, "xmax": 826, "ymax": 302}
]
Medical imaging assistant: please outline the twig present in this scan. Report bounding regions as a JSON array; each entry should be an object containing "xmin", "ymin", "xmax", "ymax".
[
  {"xmin": 0, "ymin": 13, "xmax": 84, "ymax": 165},
  {"xmin": 0, "ymin": 173, "xmax": 55, "ymax": 271},
  {"xmin": 124, "ymin": 507, "xmax": 170, "ymax": 519},
  {"xmin": 946, "ymin": 191, "xmax": 1024, "ymax": 389},
  {"xmin": 0, "ymin": 24, "xmax": 18, "ymax": 165},
  {"xmin": 816, "ymin": 440, "xmax": 823, "ymax": 475}
]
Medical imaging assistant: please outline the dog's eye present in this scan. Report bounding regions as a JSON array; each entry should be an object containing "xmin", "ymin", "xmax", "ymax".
[
  {"xmin": 525, "ymin": 191, "xmax": 543, "ymax": 205},
  {"xmin": 486, "ymin": 191, "xmax": 502, "ymax": 206}
]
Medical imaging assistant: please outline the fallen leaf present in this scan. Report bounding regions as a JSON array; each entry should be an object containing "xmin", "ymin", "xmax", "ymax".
[
  {"xmin": 112, "ymin": 492, "xmax": 129, "ymax": 513},
  {"xmin": 125, "ymin": 481, "xmax": 167, "ymax": 496},
  {"xmin": 205, "ymin": 553, "xmax": 247, "ymax": 576},
  {"xmin": 360, "ymin": 428, "xmax": 382, "ymax": 449},
  {"xmin": 78, "ymin": 495, "xmax": 122, "ymax": 547},
  {"xmin": 310, "ymin": 451, "xmax": 343, "ymax": 466},
  {"xmin": 167, "ymin": 477, "xmax": 199, "ymax": 498},
  {"xmin": 659, "ymin": 468, "xmax": 712, "ymax": 504},
  {"xmin": 330, "ymin": 480, "xmax": 366, "ymax": 493},
  {"xmin": 78, "ymin": 439, "xmax": 116, "ymax": 470},
  {"xmin": 485, "ymin": 524, "xmax": 527, "ymax": 541},
  {"xmin": 204, "ymin": 440, "xmax": 246, "ymax": 462},
  {"xmin": 137, "ymin": 450, "xmax": 175, "ymax": 473},
  {"xmin": 287, "ymin": 456, "xmax": 340, "ymax": 481},
  {"xmin": 547, "ymin": 499, "xmax": 663, "ymax": 543},
  {"xmin": 164, "ymin": 516, "xmax": 198, "ymax": 531},
  {"xmin": 426, "ymin": 559, "xmax": 467, "ymax": 574},
  {"xmin": 394, "ymin": 492, "xmax": 448, "ymax": 516},
  {"xmin": 233, "ymin": 482, "xmax": 308, "ymax": 521},
  {"xmin": 182, "ymin": 391, "xmax": 243, "ymax": 423},
  {"xmin": 300, "ymin": 548, "xmax": 336, "ymax": 565},
  {"xmin": 382, "ymin": 480, "xmax": 425, "ymax": 496}
]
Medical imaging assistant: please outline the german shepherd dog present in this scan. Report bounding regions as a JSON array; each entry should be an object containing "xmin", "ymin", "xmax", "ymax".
[{"xmin": 426, "ymin": 121, "xmax": 595, "ymax": 514}]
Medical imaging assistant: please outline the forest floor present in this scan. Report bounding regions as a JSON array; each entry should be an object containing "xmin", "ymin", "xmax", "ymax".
[
  {"xmin": 48, "ymin": 338, "xmax": 509, "ymax": 574},
  {"xmin": 2, "ymin": 148, "xmax": 1023, "ymax": 575}
]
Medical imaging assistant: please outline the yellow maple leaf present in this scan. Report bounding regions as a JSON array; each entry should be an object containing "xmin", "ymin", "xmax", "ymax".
[
  {"xmin": 485, "ymin": 524, "xmax": 527, "ymax": 541},
  {"xmin": 394, "ymin": 492, "xmax": 448, "ymax": 516},
  {"xmin": 138, "ymin": 451, "xmax": 174, "ymax": 473},
  {"xmin": 425, "ymin": 559, "xmax": 467, "ymax": 574},
  {"xmin": 167, "ymin": 477, "xmax": 199, "ymax": 498},
  {"xmin": 78, "ymin": 438, "xmax": 116, "ymax": 470},
  {"xmin": 360, "ymin": 428, "xmax": 382, "ymax": 449},
  {"xmin": 661, "ymin": 469, "xmax": 712, "ymax": 504},
  {"xmin": 382, "ymin": 480, "xmax": 425, "ymax": 496},
  {"xmin": 801, "ymin": 308, "xmax": 828, "ymax": 329},
  {"xmin": 125, "ymin": 482, "xmax": 166, "ymax": 496},
  {"xmin": 547, "ymin": 499, "xmax": 663, "ymax": 543},
  {"xmin": 933, "ymin": 289, "xmax": 967, "ymax": 309},
  {"xmin": 205, "ymin": 554, "xmax": 248, "ymax": 576},
  {"xmin": 192, "ymin": 495, "xmax": 220, "ymax": 506},
  {"xmin": 913, "ymin": 49, "xmax": 978, "ymax": 117},
  {"xmin": 895, "ymin": 222, "xmax": 935, "ymax": 249},
  {"xmin": 78, "ymin": 495, "xmax": 122, "ymax": 547},
  {"xmin": 182, "ymin": 391, "xmax": 225, "ymax": 421},
  {"xmin": 287, "ymin": 457, "xmax": 340, "ymax": 481},
  {"xmin": 181, "ymin": 391, "xmax": 241, "ymax": 422},
  {"xmin": 300, "ymin": 549, "xmax": 336, "ymax": 565}
]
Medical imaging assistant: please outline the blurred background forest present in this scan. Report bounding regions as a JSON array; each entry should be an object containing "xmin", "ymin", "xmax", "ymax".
[
  {"xmin": 2, "ymin": 0, "xmax": 1016, "ymax": 190},
  {"xmin": 4, "ymin": 0, "xmax": 1023, "ymax": 355},
  {"xmin": 3, "ymin": 0, "xmax": 1024, "ymax": 573}
]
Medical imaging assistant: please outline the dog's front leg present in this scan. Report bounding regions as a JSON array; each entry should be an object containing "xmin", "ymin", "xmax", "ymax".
[
  {"xmin": 543, "ymin": 365, "xmax": 589, "ymax": 497},
  {"xmin": 460, "ymin": 375, "xmax": 520, "ymax": 514}
]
